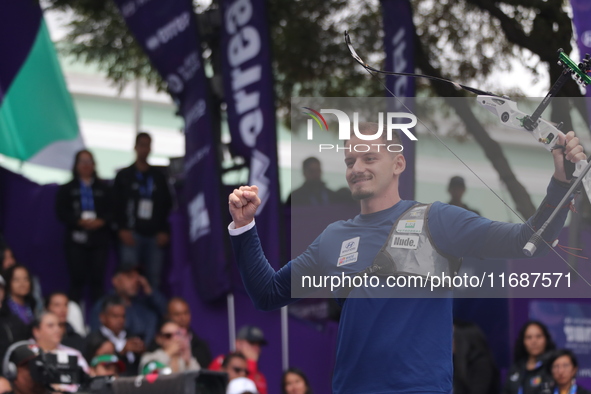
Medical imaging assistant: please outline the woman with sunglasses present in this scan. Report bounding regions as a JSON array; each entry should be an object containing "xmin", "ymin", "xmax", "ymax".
[{"xmin": 139, "ymin": 320, "xmax": 200, "ymax": 374}]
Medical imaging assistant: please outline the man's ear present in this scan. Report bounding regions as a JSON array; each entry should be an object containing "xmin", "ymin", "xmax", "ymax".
[
  {"xmin": 99, "ymin": 313, "xmax": 106, "ymax": 326},
  {"xmin": 393, "ymin": 154, "xmax": 406, "ymax": 175}
]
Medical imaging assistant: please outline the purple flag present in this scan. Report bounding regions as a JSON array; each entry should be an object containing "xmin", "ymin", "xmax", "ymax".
[
  {"xmin": 113, "ymin": 0, "xmax": 230, "ymax": 300},
  {"xmin": 220, "ymin": 0, "xmax": 282, "ymax": 268},
  {"xmin": 381, "ymin": 0, "xmax": 416, "ymax": 200},
  {"xmin": 571, "ymin": 0, "xmax": 591, "ymax": 123}
]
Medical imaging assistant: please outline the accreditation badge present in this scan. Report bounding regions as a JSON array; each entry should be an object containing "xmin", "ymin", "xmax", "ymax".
[
  {"xmin": 137, "ymin": 199, "xmax": 153, "ymax": 220},
  {"xmin": 81, "ymin": 211, "xmax": 96, "ymax": 220}
]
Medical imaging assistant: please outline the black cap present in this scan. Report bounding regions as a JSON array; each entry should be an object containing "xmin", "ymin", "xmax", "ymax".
[
  {"xmin": 448, "ymin": 176, "xmax": 466, "ymax": 189},
  {"xmin": 237, "ymin": 326, "xmax": 267, "ymax": 345},
  {"xmin": 10, "ymin": 344, "xmax": 39, "ymax": 366}
]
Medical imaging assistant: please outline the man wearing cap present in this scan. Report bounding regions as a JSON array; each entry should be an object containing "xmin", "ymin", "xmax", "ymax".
[
  {"xmin": 89, "ymin": 354, "xmax": 125, "ymax": 377},
  {"xmin": 3, "ymin": 343, "xmax": 48, "ymax": 394},
  {"xmin": 209, "ymin": 326, "xmax": 268, "ymax": 394}
]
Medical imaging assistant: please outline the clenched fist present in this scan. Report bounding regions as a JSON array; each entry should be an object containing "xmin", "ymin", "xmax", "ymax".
[{"xmin": 229, "ymin": 185, "xmax": 261, "ymax": 228}]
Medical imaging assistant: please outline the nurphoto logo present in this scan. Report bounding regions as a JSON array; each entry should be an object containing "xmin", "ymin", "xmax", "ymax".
[{"xmin": 302, "ymin": 107, "xmax": 417, "ymax": 152}]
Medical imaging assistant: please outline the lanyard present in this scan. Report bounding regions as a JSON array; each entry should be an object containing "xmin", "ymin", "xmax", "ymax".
[
  {"xmin": 79, "ymin": 180, "xmax": 95, "ymax": 212},
  {"xmin": 554, "ymin": 384, "xmax": 578, "ymax": 394},
  {"xmin": 136, "ymin": 171, "xmax": 153, "ymax": 198}
]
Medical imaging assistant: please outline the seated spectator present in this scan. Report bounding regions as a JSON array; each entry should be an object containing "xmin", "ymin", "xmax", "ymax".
[
  {"xmin": 0, "ymin": 274, "xmax": 28, "ymax": 362},
  {"xmin": 167, "ymin": 297, "xmax": 212, "ymax": 367},
  {"xmin": 0, "ymin": 264, "xmax": 37, "ymax": 326},
  {"xmin": 89, "ymin": 354, "xmax": 126, "ymax": 377},
  {"xmin": 31, "ymin": 311, "xmax": 89, "ymax": 373},
  {"xmin": 84, "ymin": 332, "xmax": 116, "ymax": 364},
  {"xmin": 87, "ymin": 295, "xmax": 145, "ymax": 375},
  {"xmin": 548, "ymin": 349, "xmax": 591, "ymax": 394},
  {"xmin": 1, "ymin": 246, "xmax": 15, "ymax": 272},
  {"xmin": 45, "ymin": 292, "xmax": 85, "ymax": 353},
  {"xmin": 55, "ymin": 149, "xmax": 112, "ymax": 306},
  {"xmin": 227, "ymin": 377, "xmax": 258, "ymax": 394},
  {"xmin": 139, "ymin": 320, "xmax": 200, "ymax": 374},
  {"xmin": 220, "ymin": 352, "xmax": 249, "ymax": 382},
  {"xmin": 282, "ymin": 367, "xmax": 312, "ymax": 394},
  {"xmin": 91, "ymin": 266, "xmax": 167, "ymax": 344},
  {"xmin": 210, "ymin": 325, "xmax": 268, "ymax": 394}
]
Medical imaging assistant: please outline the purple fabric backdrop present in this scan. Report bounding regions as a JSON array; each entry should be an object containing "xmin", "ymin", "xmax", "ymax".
[{"xmin": 571, "ymin": 0, "xmax": 591, "ymax": 121}]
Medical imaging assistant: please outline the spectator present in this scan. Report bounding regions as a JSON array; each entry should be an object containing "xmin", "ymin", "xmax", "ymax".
[
  {"xmin": 84, "ymin": 332, "xmax": 116, "ymax": 364},
  {"xmin": 113, "ymin": 132, "xmax": 173, "ymax": 289},
  {"xmin": 45, "ymin": 292, "xmax": 85, "ymax": 353},
  {"xmin": 447, "ymin": 176, "xmax": 481, "ymax": 215},
  {"xmin": 548, "ymin": 349, "xmax": 591, "ymax": 394},
  {"xmin": 0, "ymin": 274, "xmax": 28, "ymax": 366},
  {"xmin": 87, "ymin": 295, "xmax": 145, "ymax": 375},
  {"xmin": 167, "ymin": 297, "xmax": 212, "ymax": 367},
  {"xmin": 227, "ymin": 377, "xmax": 258, "ymax": 394},
  {"xmin": 503, "ymin": 321, "xmax": 556, "ymax": 394},
  {"xmin": 0, "ymin": 264, "xmax": 36, "ymax": 326},
  {"xmin": 1, "ymin": 246, "xmax": 15, "ymax": 272},
  {"xmin": 282, "ymin": 367, "xmax": 312, "ymax": 394},
  {"xmin": 31, "ymin": 311, "xmax": 89, "ymax": 373},
  {"xmin": 55, "ymin": 149, "xmax": 112, "ymax": 306},
  {"xmin": 287, "ymin": 157, "xmax": 336, "ymax": 206},
  {"xmin": 453, "ymin": 320, "xmax": 499, "ymax": 394},
  {"xmin": 139, "ymin": 320, "xmax": 200, "ymax": 374},
  {"xmin": 220, "ymin": 352, "xmax": 249, "ymax": 382},
  {"xmin": 90, "ymin": 266, "xmax": 167, "ymax": 344},
  {"xmin": 210, "ymin": 326, "xmax": 268, "ymax": 394},
  {"xmin": 89, "ymin": 354, "xmax": 125, "ymax": 378},
  {"xmin": 2, "ymin": 342, "xmax": 48, "ymax": 394}
]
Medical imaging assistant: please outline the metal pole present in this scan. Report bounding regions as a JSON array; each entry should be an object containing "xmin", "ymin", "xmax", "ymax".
[
  {"xmin": 133, "ymin": 79, "xmax": 141, "ymax": 134},
  {"xmin": 281, "ymin": 306, "xmax": 289, "ymax": 370},
  {"xmin": 227, "ymin": 293, "xmax": 236, "ymax": 351}
]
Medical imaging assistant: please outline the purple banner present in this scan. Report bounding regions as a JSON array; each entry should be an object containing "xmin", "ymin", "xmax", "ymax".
[
  {"xmin": 113, "ymin": 0, "xmax": 230, "ymax": 300},
  {"xmin": 0, "ymin": 0, "xmax": 41, "ymax": 106},
  {"xmin": 381, "ymin": 0, "xmax": 416, "ymax": 200},
  {"xmin": 220, "ymin": 0, "xmax": 282, "ymax": 268},
  {"xmin": 571, "ymin": 0, "xmax": 591, "ymax": 123}
]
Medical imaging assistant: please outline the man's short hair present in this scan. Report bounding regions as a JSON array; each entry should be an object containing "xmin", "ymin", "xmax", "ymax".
[
  {"xmin": 345, "ymin": 122, "xmax": 403, "ymax": 147},
  {"xmin": 302, "ymin": 157, "xmax": 320, "ymax": 171},
  {"xmin": 221, "ymin": 352, "xmax": 246, "ymax": 368},
  {"xmin": 100, "ymin": 295, "xmax": 125, "ymax": 314},
  {"xmin": 135, "ymin": 132, "xmax": 152, "ymax": 146}
]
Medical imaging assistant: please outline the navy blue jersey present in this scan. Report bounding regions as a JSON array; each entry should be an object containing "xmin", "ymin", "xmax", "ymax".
[{"xmin": 230, "ymin": 178, "xmax": 570, "ymax": 394}]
